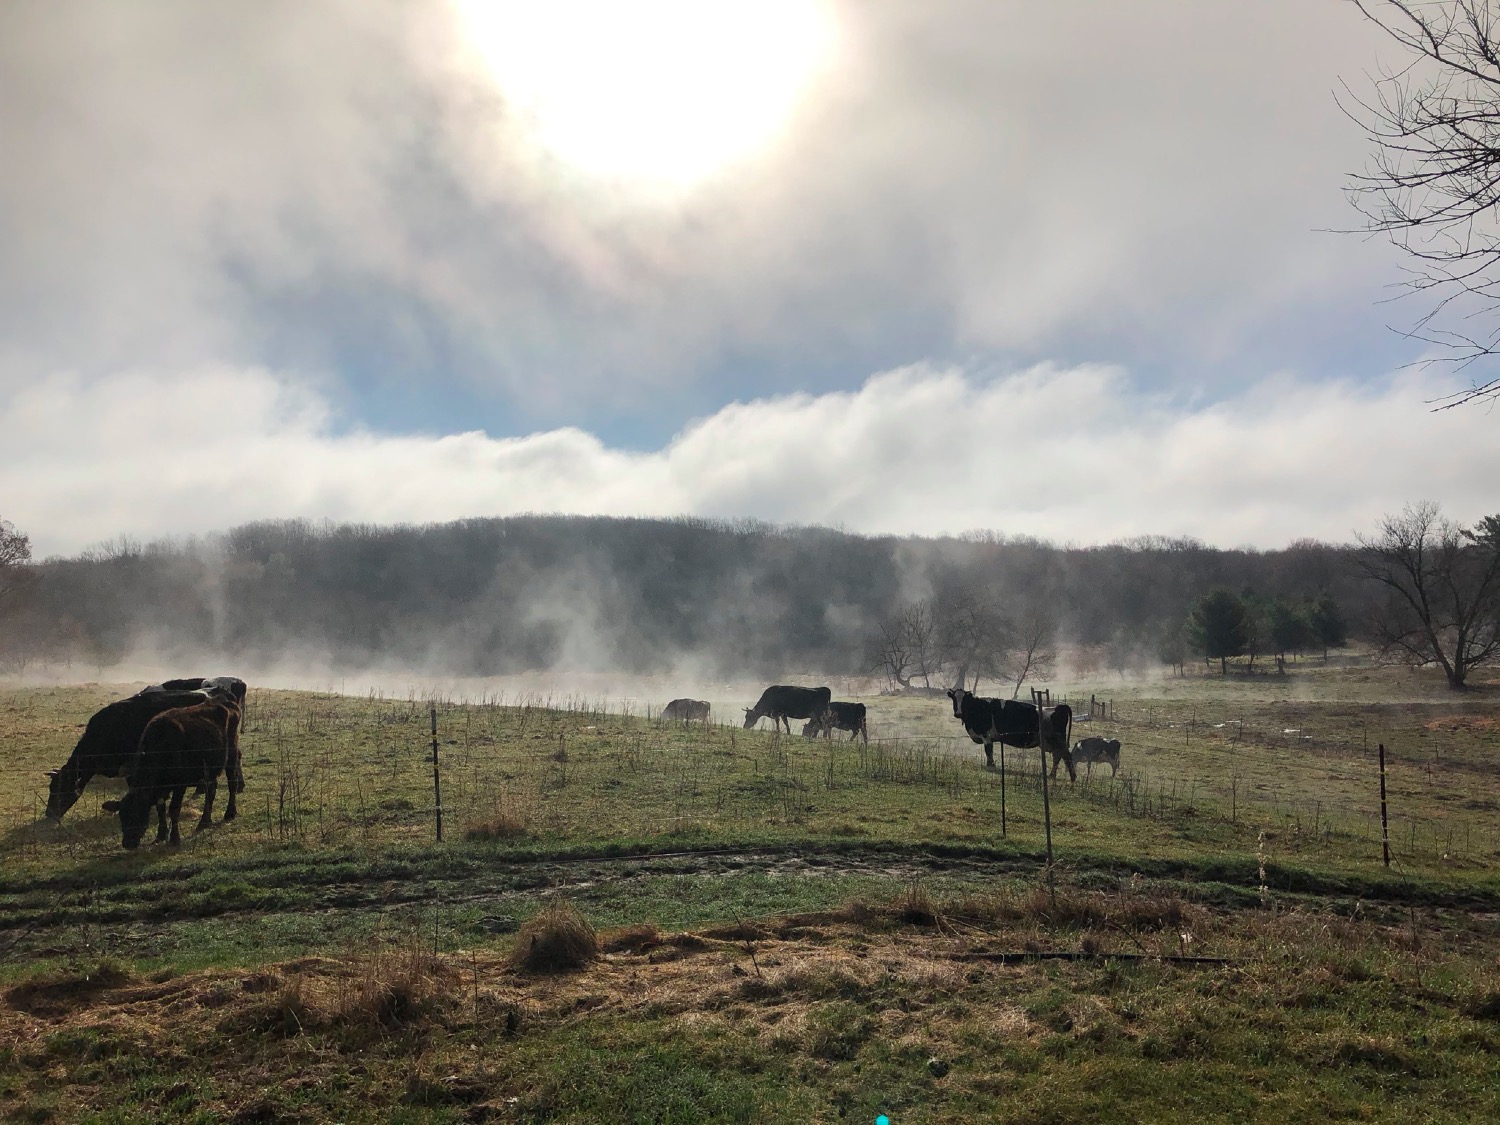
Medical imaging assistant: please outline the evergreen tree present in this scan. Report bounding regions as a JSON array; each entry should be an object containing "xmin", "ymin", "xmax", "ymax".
[{"xmin": 1185, "ymin": 589, "xmax": 1251, "ymax": 676}]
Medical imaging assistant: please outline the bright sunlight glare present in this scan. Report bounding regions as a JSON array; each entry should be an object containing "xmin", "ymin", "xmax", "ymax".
[{"xmin": 455, "ymin": 0, "xmax": 839, "ymax": 188}]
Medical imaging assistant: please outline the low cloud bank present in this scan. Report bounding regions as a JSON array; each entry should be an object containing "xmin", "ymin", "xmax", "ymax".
[{"xmin": 6, "ymin": 361, "xmax": 1494, "ymax": 556}]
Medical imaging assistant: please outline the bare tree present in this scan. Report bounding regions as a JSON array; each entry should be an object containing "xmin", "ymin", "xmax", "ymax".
[
  {"xmin": 0, "ymin": 518, "xmax": 33, "ymax": 604},
  {"xmin": 872, "ymin": 601, "xmax": 943, "ymax": 690},
  {"xmin": 996, "ymin": 604, "xmax": 1058, "ymax": 698},
  {"xmin": 1355, "ymin": 501, "xmax": 1500, "ymax": 687},
  {"xmin": 1343, "ymin": 1, "xmax": 1500, "ymax": 407},
  {"xmin": 931, "ymin": 587, "xmax": 1011, "ymax": 692}
]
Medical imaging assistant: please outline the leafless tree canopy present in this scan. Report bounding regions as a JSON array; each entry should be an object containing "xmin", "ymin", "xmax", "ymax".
[
  {"xmin": 1354, "ymin": 500, "xmax": 1500, "ymax": 687},
  {"xmin": 873, "ymin": 588, "xmax": 1056, "ymax": 697},
  {"xmin": 0, "ymin": 518, "xmax": 33, "ymax": 602},
  {"xmin": 1345, "ymin": 0, "xmax": 1500, "ymax": 407}
]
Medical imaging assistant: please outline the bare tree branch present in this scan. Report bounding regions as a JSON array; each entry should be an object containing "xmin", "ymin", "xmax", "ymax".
[{"xmin": 1344, "ymin": 0, "xmax": 1500, "ymax": 407}]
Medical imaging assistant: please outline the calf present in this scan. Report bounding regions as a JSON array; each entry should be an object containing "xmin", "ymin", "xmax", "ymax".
[
  {"xmin": 946, "ymin": 689, "xmax": 1074, "ymax": 780},
  {"xmin": 661, "ymin": 698, "xmax": 711, "ymax": 723},
  {"xmin": 743, "ymin": 685, "xmax": 832, "ymax": 734},
  {"xmin": 44, "ymin": 690, "xmax": 209, "ymax": 821},
  {"xmin": 105, "ymin": 699, "xmax": 240, "ymax": 848},
  {"xmin": 1071, "ymin": 736, "xmax": 1121, "ymax": 777},
  {"xmin": 801, "ymin": 701, "xmax": 869, "ymax": 744}
]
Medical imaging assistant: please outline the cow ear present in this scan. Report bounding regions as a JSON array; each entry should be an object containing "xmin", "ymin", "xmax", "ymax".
[
  {"xmin": 101, "ymin": 800, "xmax": 121, "ymax": 812},
  {"xmin": 45, "ymin": 769, "xmax": 60, "ymax": 778}
]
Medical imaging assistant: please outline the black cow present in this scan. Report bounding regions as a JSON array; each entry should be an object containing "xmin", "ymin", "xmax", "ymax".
[
  {"xmin": 946, "ymin": 689, "xmax": 1074, "ymax": 780},
  {"xmin": 743, "ymin": 685, "xmax": 832, "ymax": 734},
  {"xmin": 662, "ymin": 698, "xmax": 711, "ymax": 722},
  {"xmin": 105, "ymin": 699, "xmax": 239, "ymax": 848},
  {"xmin": 802, "ymin": 701, "xmax": 869, "ymax": 744},
  {"xmin": 44, "ymin": 690, "xmax": 210, "ymax": 821},
  {"xmin": 1072, "ymin": 736, "xmax": 1122, "ymax": 777}
]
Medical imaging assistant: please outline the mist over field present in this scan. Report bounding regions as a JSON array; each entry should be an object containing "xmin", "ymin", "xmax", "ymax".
[{"xmin": 0, "ymin": 514, "xmax": 1368, "ymax": 701}]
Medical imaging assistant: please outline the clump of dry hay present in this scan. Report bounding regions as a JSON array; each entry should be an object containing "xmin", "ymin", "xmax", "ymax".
[
  {"xmin": 895, "ymin": 881, "xmax": 939, "ymax": 927},
  {"xmin": 244, "ymin": 947, "xmax": 453, "ymax": 1036},
  {"xmin": 463, "ymin": 810, "xmax": 531, "ymax": 842},
  {"xmin": 509, "ymin": 900, "xmax": 599, "ymax": 973}
]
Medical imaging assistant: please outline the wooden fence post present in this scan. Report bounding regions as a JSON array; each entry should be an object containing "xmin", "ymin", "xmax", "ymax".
[
  {"xmin": 1039, "ymin": 712, "xmax": 1054, "ymax": 878},
  {"xmin": 1378, "ymin": 742, "xmax": 1390, "ymax": 867}
]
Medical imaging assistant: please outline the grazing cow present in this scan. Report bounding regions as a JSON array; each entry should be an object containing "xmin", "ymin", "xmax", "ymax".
[
  {"xmin": 104, "ymin": 699, "xmax": 239, "ymax": 848},
  {"xmin": 138, "ymin": 676, "xmax": 247, "ymax": 795},
  {"xmin": 743, "ymin": 685, "xmax": 832, "ymax": 734},
  {"xmin": 661, "ymin": 698, "xmax": 711, "ymax": 723},
  {"xmin": 801, "ymin": 701, "xmax": 869, "ymax": 744},
  {"xmin": 1071, "ymin": 737, "xmax": 1122, "ymax": 777},
  {"xmin": 945, "ymin": 689, "xmax": 1075, "ymax": 780},
  {"xmin": 44, "ymin": 690, "xmax": 210, "ymax": 821}
]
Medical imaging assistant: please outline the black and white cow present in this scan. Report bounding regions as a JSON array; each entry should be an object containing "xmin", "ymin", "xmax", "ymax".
[
  {"xmin": 945, "ymin": 689, "xmax": 1074, "ymax": 780},
  {"xmin": 801, "ymin": 701, "xmax": 869, "ymax": 744},
  {"xmin": 743, "ymin": 685, "xmax": 832, "ymax": 734},
  {"xmin": 1071, "ymin": 736, "xmax": 1121, "ymax": 777},
  {"xmin": 662, "ymin": 698, "xmax": 711, "ymax": 723}
]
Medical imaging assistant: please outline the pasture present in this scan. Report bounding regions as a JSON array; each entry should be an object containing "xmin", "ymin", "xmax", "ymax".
[{"xmin": 1, "ymin": 661, "xmax": 1498, "ymax": 1122}]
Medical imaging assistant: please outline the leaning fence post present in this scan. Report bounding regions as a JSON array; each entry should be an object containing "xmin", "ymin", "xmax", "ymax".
[
  {"xmin": 998, "ymin": 742, "xmax": 1007, "ymax": 838},
  {"xmin": 431, "ymin": 703, "xmax": 444, "ymax": 843},
  {"xmin": 1039, "ymin": 712, "xmax": 1054, "ymax": 879},
  {"xmin": 1378, "ymin": 742, "xmax": 1390, "ymax": 867}
]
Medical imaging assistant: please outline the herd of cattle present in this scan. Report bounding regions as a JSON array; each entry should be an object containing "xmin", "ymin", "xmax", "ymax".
[
  {"xmin": 43, "ymin": 679, "xmax": 1121, "ymax": 849},
  {"xmin": 671, "ymin": 684, "xmax": 1123, "ymax": 779}
]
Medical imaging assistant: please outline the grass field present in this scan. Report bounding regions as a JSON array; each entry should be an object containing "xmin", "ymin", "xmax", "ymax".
[{"xmin": 1, "ymin": 659, "xmax": 1498, "ymax": 1122}]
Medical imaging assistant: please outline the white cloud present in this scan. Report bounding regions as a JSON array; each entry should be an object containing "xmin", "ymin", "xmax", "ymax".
[
  {"xmin": 5, "ymin": 362, "xmax": 1495, "ymax": 557},
  {"xmin": 0, "ymin": 0, "xmax": 1411, "ymax": 413}
]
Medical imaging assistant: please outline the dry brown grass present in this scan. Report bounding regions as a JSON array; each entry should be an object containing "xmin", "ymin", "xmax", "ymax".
[
  {"xmin": 245, "ymin": 946, "xmax": 455, "ymax": 1036},
  {"xmin": 508, "ymin": 899, "xmax": 599, "ymax": 973}
]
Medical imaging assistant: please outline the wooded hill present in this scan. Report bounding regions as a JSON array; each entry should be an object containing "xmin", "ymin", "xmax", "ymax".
[{"xmin": 0, "ymin": 515, "xmax": 1367, "ymax": 679}]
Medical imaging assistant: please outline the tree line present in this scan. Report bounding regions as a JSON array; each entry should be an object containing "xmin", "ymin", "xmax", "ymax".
[{"xmin": 0, "ymin": 506, "xmax": 1494, "ymax": 690}]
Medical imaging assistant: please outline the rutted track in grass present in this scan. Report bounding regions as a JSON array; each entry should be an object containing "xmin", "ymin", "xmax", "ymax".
[{"xmin": 3, "ymin": 837, "xmax": 1496, "ymax": 944}]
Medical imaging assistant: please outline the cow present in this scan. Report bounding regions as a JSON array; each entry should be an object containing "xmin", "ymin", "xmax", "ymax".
[
  {"xmin": 103, "ymin": 698, "xmax": 239, "ymax": 848},
  {"xmin": 138, "ymin": 676, "xmax": 247, "ymax": 796},
  {"xmin": 141, "ymin": 676, "xmax": 247, "ymax": 709},
  {"xmin": 661, "ymin": 698, "xmax": 711, "ymax": 723},
  {"xmin": 945, "ymin": 689, "xmax": 1075, "ymax": 780},
  {"xmin": 1071, "ymin": 736, "xmax": 1122, "ymax": 777},
  {"xmin": 801, "ymin": 701, "xmax": 869, "ymax": 744},
  {"xmin": 743, "ymin": 685, "xmax": 832, "ymax": 734},
  {"xmin": 44, "ymin": 689, "xmax": 211, "ymax": 822}
]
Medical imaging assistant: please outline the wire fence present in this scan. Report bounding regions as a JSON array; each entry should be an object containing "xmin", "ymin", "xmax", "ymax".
[{"xmin": 3, "ymin": 686, "xmax": 1496, "ymax": 867}]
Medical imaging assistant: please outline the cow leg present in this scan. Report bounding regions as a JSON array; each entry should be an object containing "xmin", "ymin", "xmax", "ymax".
[
  {"xmin": 1062, "ymin": 751, "xmax": 1076, "ymax": 783},
  {"xmin": 983, "ymin": 740, "xmax": 995, "ymax": 769},
  {"xmin": 154, "ymin": 796, "xmax": 170, "ymax": 843},
  {"xmin": 224, "ymin": 769, "xmax": 237, "ymax": 821},
  {"xmin": 197, "ymin": 772, "xmax": 218, "ymax": 832},
  {"xmin": 167, "ymin": 787, "xmax": 186, "ymax": 845}
]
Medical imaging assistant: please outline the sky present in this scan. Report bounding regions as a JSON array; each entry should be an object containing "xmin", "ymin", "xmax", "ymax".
[{"xmin": 2, "ymin": 0, "xmax": 1497, "ymax": 558}]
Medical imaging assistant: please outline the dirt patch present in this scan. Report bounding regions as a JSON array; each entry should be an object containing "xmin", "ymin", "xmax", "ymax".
[{"xmin": 1425, "ymin": 716, "xmax": 1499, "ymax": 732}]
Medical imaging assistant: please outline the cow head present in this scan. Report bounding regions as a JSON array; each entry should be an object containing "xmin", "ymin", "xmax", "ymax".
[
  {"xmin": 44, "ymin": 768, "xmax": 84, "ymax": 822},
  {"xmin": 800, "ymin": 717, "xmax": 822, "ymax": 738},
  {"xmin": 742, "ymin": 708, "xmax": 759, "ymax": 729},
  {"xmin": 945, "ymin": 688, "xmax": 971, "ymax": 719},
  {"xmin": 113, "ymin": 791, "xmax": 153, "ymax": 849}
]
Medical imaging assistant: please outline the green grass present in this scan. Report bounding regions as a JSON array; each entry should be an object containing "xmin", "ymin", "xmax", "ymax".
[{"xmin": 0, "ymin": 658, "xmax": 1498, "ymax": 1121}]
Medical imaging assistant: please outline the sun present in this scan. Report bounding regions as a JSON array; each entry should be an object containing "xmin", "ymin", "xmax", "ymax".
[{"xmin": 454, "ymin": 0, "xmax": 839, "ymax": 189}]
